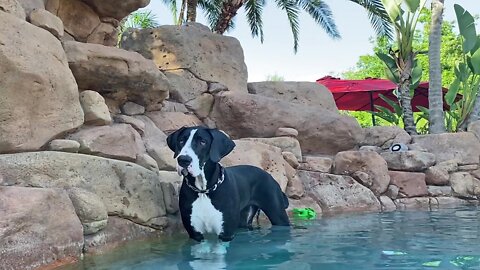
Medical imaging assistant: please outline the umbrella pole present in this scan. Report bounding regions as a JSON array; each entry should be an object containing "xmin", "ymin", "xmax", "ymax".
[{"xmin": 369, "ymin": 91, "xmax": 376, "ymax": 126}]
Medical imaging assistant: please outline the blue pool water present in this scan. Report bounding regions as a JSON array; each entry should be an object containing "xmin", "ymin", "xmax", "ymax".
[{"xmin": 62, "ymin": 207, "xmax": 480, "ymax": 270}]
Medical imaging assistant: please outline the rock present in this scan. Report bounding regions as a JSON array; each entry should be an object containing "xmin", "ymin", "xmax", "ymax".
[
  {"xmin": 133, "ymin": 115, "xmax": 176, "ymax": 171},
  {"xmin": 161, "ymin": 100, "xmax": 189, "ymax": 113},
  {"xmin": 385, "ymin": 184, "xmax": 399, "ymax": 200},
  {"xmin": 83, "ymin": 216, "xmax": 163, "ymax": 254},
  {"xmin": 275, "ymin": 127, "xmax": 299, "ymax": 137},
  {"xmin": 67, "ymin": 188, "xmax": 108, "ymax": 235},
  {"xmin": 16, "ymin": 0, "xmax": 43, "ymax": 14},
  {"xmin": 120, "ymin": 23, "xmax": 248, "ymax": 93},
  {"xmin": 135, "ymin": 153, "xmax": 159, "ymax": 172},
  {"xmin": 380, "ymin": 151, "xmax": 436, "ymax": 172},
  {"xmin": 467, "ymin": 120, "xmax": 480, "ymax": 140},
  {"xmin": 432, "ymin": 197, "xmax": 473, "ymax": 208},
  {"xmin": 412, "ymin": 132, "xmax": 480, "ymax": 165},
  {"xmin": 222, "ymin": 140, "xmax": 288, "ymax": 192},
  {"xmin": 160, "ymin": 181, "xmax": 179, "ymax": 214},
  {"xmin": 247, "ymin": 81, "xmax": 338, "ymax": 111},
  {"xmin": 86, "ymin": 21, "xmax": 118, "ymax": 46},
  {"xmin": 360, "ymin": 126, "xmax": 411, "ymax": 149},
  {"xmin": 48, "ymin": 139, "xmax": 81, "ymax": 153},
  {"xmin": 388, "ymin": 171, "xmax": 428, "ymax": 198},
  {"xmin": 394, "ymin": 197, "xmax": 431, "ymax": 210},
  {"xmin": 47, "ymin": 0, "xmax": 100, "ymax": 42},
  {"xmin": 0, "ymin": 186, "xmax": 83, "ymax": 270},
  {"xmin": 425, "ymin": 160, "xmax": 457, "ymax": 186},
  {"xmin": 185, "ymin": 93, "xmax": 215, "ymax": 119},
  {"xmin": 146, "ymin": 111, "xmax": 202, "ymax": 135},
  {"xmin": 29, "ymin": 8, "xmax": 63, "ymax": 38},
  {"xmin": 359, "ymin": 145, "xmax": 382, "ymax": 152},
  {"xmin": 299, "ymin": 156, "xmax": 333, "ymax": 173},
  {"xmin": 158, "ymin": 171, "xmax": 183, "ymax": 193},
  {"xmin": 121, "ymin": 101, "xmax": 146, "ymax": 116},
  {"xmin": 208, "ymin": 82, "xmax": 228, "ymax": 94},
  {"xmin": 0, "ymin": 13, "xmax": 83, "ymax": 153},
  {"xmin": 82, "ymin": 0, "xmax": 150, "ymax": 20},
  {"xmin": 80, "ymin": 90, "xmax": 112, "ymax": 125},
  {"xmin": 333, "ymin": 151, "xmax": 390, "ymax": 195},
  {"xmin": 0, "ymin": 0, "xmax": 26, "ymax": 19},
  {"xmin": 163, "ymin": 69, "xmax": 209, "ymax": 103},
  {"xmin": 243, "ymin": 137, "xmax": 302, "ymax": 162},
  {"xmin": 210, "ymin": 92, "xmax": 362, "ymax": 155},
  {"xmin": 450, "ymin": 172, "xmax": 480, "ymax": 198},
  {"xmin": 427, "ymin": 186, "xmax": 452, "ymax": 197},
  {"xmin": 0, "ymin": 151, "xmax": 167, "ymax": 227},
  {"xmin": 282, "ymin": 151, "xmax": 300, "ymax": 168},
  {"xmin": 298, "ymin": 171, "xmax": 381, "ymax": 213},
  {"xmin": 68, "ymin": 124, "xmax": 145, "ymax": 162},
  {"xmin": 458, "ymin": 164, "xmax": 478, "ymax": 171},
  {"xmin": 285, "ymin": 162, "xmax": 304, "ymax": 199},
  {"xmin": 113, "ymin": 114, "xmax": 146, "ymax": 136},
  {"xmin": 64, "ymin": 41, "xmax": 171, "ymax": 110},
  {"xmin": 379, "ymin": 196, "xmax": 396, "ymax": 212},
  {"xmin": 471, "ymin": 169, "xmax": 480, "ymax": 179}
]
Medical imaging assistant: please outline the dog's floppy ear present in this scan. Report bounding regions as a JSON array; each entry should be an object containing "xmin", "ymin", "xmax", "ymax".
[
  {"xmin": 208, "ymin": 129, "xmax": 235, "ymax": 162},
  {"xmin": 166, "ymin": 126, "xmax": 187, "ymax": 158}
]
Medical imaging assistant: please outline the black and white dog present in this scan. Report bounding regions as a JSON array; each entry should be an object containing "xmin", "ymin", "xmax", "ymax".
[{"xmin": 167, "ymin": 126, "xmax": 290, "ymax": 242}]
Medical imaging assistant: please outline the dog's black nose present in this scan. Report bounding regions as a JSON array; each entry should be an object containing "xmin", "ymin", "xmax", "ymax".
[{"xmin": 177, "ymin": 155, "xmax": 192, "ymax": 168}]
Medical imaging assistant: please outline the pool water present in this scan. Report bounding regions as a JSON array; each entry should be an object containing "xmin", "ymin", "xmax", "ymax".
[{"xmin": 62, "ymin": 207, "xmax": 480, "ymax": 270}]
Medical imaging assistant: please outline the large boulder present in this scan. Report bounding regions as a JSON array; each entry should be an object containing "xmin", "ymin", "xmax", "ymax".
[
  {"xmin": 298, "ymin": 171, "xmax": 381, "ymax": 213},
  {"xmin": 247, "ymin": 81, "xmax": 338, "ymax": 111},
  {"xmin": 79, "ymin": 90, "xmax": 112, "ymax": 125},
  {"xmin": 0, "ymin": 0, "xmax": 26, "ymax": 19},
  {"xmin": 412, "ymin": 132, "xmax": 480, "ymax": 165},
  {"xmin": 81, "ymin": 0, "xmax": 150, "ymax": 20},
  {"xmin": 67, "ymin": 124, "xmax": 146, "ymax": 162},
  {"xmin": 146, "ymin": 111, "xmax": 203, "ymax": 135},
  {"xmin": 222, "ymin": 140, "xmax": 288, "ymax": 191},
  {"xmin": 333, "ymin": 151, "xmax": 390, "ymax": 195},
  {"xmin": 449, "ymin": 172, "xmax": 480, "ymax": 199},
  {"xmin": 0, "ymin": 152, "xmax": 167, "ymax": 227},
  {"xmin": 163, "ymin": 69, "xmax": 209, "ymax": 103},
  {"xmin": 380, "ymin": 151, "xmax": 436, "ymax": 172},
  {"xmin": 242, "ymin": 137, "xmax": 302, "ymax": 162},
  {"xmin": 64, "ymin": 41, "xmax": 171, "ymax": 111},
  {"xmin": 425, "ymin": 160, "xmax": 458, "ymax": 186},
  {"xmin": 0, "ymin": 12, "xmax": 84, "ymax": 153},
  {"xmin": 29, "ymin": 8, "xmax": 64, "ymax": 38},
  {"xmin": 0, "ymin": 186, "xmax": 83, "ymax": 270},
  {"xmin": 16, "ymin": 0, "xmax": 43, "ymax": 14},
  {"xmin": 67, "ymin": 188, "xmax": 108, "ymax": 235},
  {"xmin": 210, "ymin": 92, "xmax": 362, "ymax": 155},
  {"xmin": 120, "ymin": 23, "xmax": 248, "ymax": 93},
  {"xmin": 359, "ymin": 126, "xmax": 411, "ymax": 149}
]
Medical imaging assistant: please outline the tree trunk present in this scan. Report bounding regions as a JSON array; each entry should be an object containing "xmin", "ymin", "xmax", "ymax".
[
  {"xmin": 186, "ymin": 0, "xmax": 197, "ymax": 22},
  {"xmin": 428, "ymin": 0, "xmax": 445, "ymax": 134},
  {"xmin": 398, "ymin": 54, "xmax": 418, "ymax": 135},
  {"xmin": 213, "ymin": 0, "xmax": 244, "ymax": 34}
]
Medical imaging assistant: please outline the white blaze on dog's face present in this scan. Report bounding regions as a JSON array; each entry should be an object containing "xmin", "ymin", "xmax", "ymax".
[{"xmin": 177, "ymin": 129, "xmax": 202, "ymax": 177}]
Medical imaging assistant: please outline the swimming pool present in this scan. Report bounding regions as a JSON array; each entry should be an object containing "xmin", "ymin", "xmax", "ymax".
[{"xmin": 61, "ymin": 207, "xmax": 480, "ymax": 270}]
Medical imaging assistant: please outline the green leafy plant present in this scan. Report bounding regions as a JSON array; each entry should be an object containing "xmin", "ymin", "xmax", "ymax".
[
  {"xmin": 118, "ymin": 10, "xmax": 160, "ymax": 45},
  {"xmin": 446, "ymin": 4, "xmax": 480, "ymax": 131},
  {"xmin": 374, "ymin": 93, "xmax": 402, "ymax": 125}
]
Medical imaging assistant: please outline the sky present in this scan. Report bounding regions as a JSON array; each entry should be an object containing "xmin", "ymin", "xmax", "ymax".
[{"xmin": 144, "ymin": 0, "xmax": 478, "ymax": 82}]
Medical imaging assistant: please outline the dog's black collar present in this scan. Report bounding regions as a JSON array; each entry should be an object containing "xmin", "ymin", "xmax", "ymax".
[{"xmin": 184, "ymin": 165, "xmax": 225, "ymax": 194}]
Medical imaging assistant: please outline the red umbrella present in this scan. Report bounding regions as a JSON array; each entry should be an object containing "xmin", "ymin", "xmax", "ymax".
[{"xmin": 316, "ymin": 76, "xmax": 453, "ymax": 125}]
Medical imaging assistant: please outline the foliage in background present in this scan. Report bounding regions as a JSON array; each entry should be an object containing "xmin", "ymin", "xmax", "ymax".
[
  {"xmin": 118, "ymin": 10, "xmax": 160, "ymax": 44},
  {"xmin": 265, "ymin": 73, "xmax": 286, "ymax": 81},
  {"xmin": 343, "ymin": 9, "xmax": 463, "ymax": 87}
]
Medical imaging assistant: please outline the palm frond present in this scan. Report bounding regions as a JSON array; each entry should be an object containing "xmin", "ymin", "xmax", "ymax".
[
  {"xmin": 275, "ymin": 0, "xmax": 300, "ymax": 52},
  {"xmin": 244, "ymin": 0, "xmax": 265, "ymax": 42},
  {"xmin": 198, "ymin": 0, "xmax": 223, "ymax": 30},
  {"xmin": 297, "ymin": 0, "xmax": 340, "ymax": 39},
  {"xmin": 162, "ymin": 0, "xmax": 179, "ymax": 23},
  {"xmin": 123, "ymin": 10, "xmax": 160, "ymax": 29},
  {"xmin": 348, "ymin": 0, "xmax": 393, "ymax": 40}
]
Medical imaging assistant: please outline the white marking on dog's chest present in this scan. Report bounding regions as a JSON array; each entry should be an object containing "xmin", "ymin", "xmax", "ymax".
[{"xmin": 191, "ymin": 194, "xmax": 224, "ymax": 235}]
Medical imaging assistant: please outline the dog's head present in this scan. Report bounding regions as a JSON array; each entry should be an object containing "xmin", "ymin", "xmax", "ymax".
[{"xmin": 166, "ymin": 126, "xmax": 235, "ymax": 177}]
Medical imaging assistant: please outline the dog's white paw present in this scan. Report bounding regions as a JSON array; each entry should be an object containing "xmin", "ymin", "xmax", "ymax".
[
  {"xmin": 211, "ymin": 242, "xmax": 229, "ymax": 255},
  {"xmin": 191, "ymin": 241, "xmax": 212, "ymax": 256}
]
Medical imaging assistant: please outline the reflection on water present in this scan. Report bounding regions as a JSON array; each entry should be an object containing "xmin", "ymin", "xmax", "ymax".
[{"xmin": 61, "ymin": 207, "xmax": 480, "ymax": 270}]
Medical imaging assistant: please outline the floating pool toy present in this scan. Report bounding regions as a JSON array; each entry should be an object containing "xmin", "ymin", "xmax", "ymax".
[{"xmin": 292, "ymin": 208, "xmax": 317, "ymax": 220}]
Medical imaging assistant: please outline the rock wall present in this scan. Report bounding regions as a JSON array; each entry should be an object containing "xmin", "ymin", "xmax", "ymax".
[{"xmin": 2, "ymin": 4, "xmax": 480, "ymax": 269}]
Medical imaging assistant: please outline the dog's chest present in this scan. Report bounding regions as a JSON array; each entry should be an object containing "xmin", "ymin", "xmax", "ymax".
[{"xmin": 190, "ymin": 194, "xmax": 224, "ymax": 235}]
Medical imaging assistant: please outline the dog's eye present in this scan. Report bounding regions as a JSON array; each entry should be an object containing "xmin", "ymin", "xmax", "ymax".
[{"xmin": 200, "ymin": 140, "xmax": 207, "ymax": 146}]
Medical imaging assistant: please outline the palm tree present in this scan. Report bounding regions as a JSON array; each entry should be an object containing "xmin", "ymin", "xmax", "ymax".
[
  {"xmin": 119, "ymin": 10, "xmax": 160, "ymax": 34},
  {"xmin": 428, "ymin": 0, "xmax": 445, "ymax": 134},
  {"xmin": 197, "ymin": 0, "xmax": 392, "ymax": 52}
]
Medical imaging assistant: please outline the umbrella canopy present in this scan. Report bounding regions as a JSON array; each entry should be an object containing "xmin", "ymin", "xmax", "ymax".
[{"xmin": 316, "ymin": 76, "xmax": 452, "ymax": 112}]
